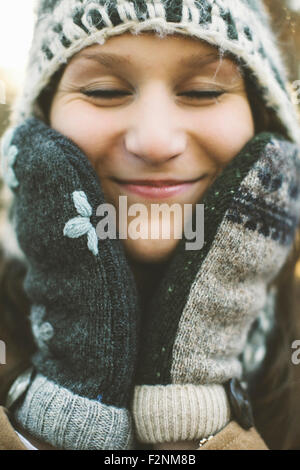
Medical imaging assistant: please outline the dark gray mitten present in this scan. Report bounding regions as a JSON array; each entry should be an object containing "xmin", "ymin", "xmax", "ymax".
[
  {"xmin": 132, "ymin": 132, "xmax": 300, "ymax": 445},
  {"xmin": 1, "ymin": 117, "xmax": 140, "ymax": 450}
]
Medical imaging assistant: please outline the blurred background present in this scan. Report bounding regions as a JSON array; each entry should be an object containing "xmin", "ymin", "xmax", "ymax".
[{"xmin": 0, "ymin": 0, "xmax": 36, "ymax": 134}]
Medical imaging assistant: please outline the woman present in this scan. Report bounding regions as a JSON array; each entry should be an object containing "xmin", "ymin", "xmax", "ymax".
[{"xmin": 0, "ymin": 0, "xmax": 300, "ymax": 450}]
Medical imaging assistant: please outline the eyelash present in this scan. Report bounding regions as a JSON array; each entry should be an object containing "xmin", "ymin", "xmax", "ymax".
[{"xmin": 81, "ymin": 89, "xmax": 224, "ymax": 100}]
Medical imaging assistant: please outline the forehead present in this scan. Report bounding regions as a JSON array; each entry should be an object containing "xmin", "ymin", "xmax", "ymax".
[{"xmin": 68, "ymin": 31, "xmax": 242, "ymax": 78}]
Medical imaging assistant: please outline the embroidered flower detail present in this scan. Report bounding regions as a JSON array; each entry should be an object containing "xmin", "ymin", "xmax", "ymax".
[
  {"xmin": 0, "ymin": 127, "xmax": 19, "ymax": 188},
  {"xmin": 63, "ymin": 191, "xmax": 99, "ymax": 256}
]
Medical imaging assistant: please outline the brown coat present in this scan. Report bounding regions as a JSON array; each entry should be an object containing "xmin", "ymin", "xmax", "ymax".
[
  {"xmin": 0, "ymin": 342, "xmax": 269, "ymax": 450},
  {"xmin": 0, "ymin": 405, "xmax": 268, "ymax": 450}
]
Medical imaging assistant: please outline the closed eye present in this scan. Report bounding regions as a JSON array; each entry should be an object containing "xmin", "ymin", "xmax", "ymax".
[
  {"xmin": 81, "ymin": 89, "xmax": 225, "ymax": 100},
  {"xmin": 178, "ymin": 90, "xmax": 224, "ymax": 99},
  {"xmin": 82, "ymin": 89, "xmax": 130, "ymax": 98}
]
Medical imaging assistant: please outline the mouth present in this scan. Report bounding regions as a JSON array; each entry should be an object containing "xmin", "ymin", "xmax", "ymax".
[{"xmin": 112, "ymin": 175, "xmax": 206, "ymax": 199}]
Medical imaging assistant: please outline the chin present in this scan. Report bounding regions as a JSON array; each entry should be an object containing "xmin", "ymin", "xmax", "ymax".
[{"xmin": 122, "ymin": 237, "xmax": 180, "ymax": 264}]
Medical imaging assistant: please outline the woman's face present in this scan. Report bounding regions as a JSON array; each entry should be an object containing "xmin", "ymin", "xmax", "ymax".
[{"xmin": 50, "ymin": 32, "xmax": 255, "ymax": 263}]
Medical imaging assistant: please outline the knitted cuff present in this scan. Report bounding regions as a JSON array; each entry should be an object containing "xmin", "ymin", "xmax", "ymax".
[
  {"xmin": 132, "ymin": 384, "xmax": 231, "ymax": 444},
  {"xmin": 12, "ymin": 374, "xmax": 135, "ymax": 450}
]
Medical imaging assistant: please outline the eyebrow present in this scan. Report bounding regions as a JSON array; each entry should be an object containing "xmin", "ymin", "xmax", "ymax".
[{"xmin": 75, "ymin": 51, "xmax": 227, "ymax": 71}]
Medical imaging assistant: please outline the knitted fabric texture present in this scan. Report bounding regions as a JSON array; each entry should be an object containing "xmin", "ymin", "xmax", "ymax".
[
  {"xmin": 13, "ymin": 373, "xmax": 134, "ymax": 450},
  {"xmin": 11, "ymin": 0, "xmax": 300, "ymax": 144},
  {"xmin": 132, "ymin": 132, "xmax": 300, "ymax": 443},
  {"xmin": 132, "ymin": 383, "xmax": 231, "ymax": 443},
  {"xmin": 1, "ymin": 117, "xmax": 140, "ymax": 450}
]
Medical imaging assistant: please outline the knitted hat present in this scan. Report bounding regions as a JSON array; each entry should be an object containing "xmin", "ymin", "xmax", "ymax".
[{"xmin": 12, "ymin": 0, "xmax": 300, "ymax": 145}]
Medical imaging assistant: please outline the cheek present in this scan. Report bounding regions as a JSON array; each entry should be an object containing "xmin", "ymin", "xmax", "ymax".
[
  {"xmin": 50, "ymin": 100, "xmax": 116, "ymax": 166},
  {"xmin": 198, "ymin": 96, "xmax": 255, "ymax": 165}
]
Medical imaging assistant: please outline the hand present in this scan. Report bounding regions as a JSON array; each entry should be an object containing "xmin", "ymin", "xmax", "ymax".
[
  {"xmin": 1, "ymin": 117, "xmax": 141, "ymax": 449},
  {"xmin": 132, "ymin": 132, "xmax": 300, "ymax": 446}
]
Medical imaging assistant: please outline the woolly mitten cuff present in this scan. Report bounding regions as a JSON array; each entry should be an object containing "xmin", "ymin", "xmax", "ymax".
[
  {"xmin": 12, "ymin": 374, "xmax": 135, "ymax": 450},
  {"xmin": 132, "ymin": 384, "xmax": 231, "ymax": 444}
]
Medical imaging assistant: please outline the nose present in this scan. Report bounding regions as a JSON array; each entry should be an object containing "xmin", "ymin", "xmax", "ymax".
[{"xmin": 124, "ymin": 84, "xmax": 186, "ymax": 165}]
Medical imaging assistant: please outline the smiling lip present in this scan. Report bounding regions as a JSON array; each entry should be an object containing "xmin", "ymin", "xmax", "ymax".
[{"xmin": 113, "ymin": 176, "xmax": 204, "ymax": 199}]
